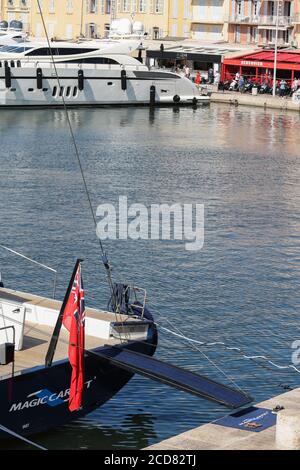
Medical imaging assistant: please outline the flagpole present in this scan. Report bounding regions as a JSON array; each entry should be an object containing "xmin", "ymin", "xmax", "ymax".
[
  {"xmin": 45, "ymin": 259, "xmax": 83, "ymax": 367},
  {"xmin": 272, "ymin": 0, "xmax": 280, "ymax": 96}
]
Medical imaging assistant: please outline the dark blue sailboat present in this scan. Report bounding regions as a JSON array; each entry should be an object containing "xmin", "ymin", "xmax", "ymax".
[{"xmin": 0, "ymin": 268, "xmax": 251, "ymax": 441}]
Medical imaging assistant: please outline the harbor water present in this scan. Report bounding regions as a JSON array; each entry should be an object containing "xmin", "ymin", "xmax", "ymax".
[{"xmin": 1, "ymin": 104, "xmax": 300, "ymax": 449}]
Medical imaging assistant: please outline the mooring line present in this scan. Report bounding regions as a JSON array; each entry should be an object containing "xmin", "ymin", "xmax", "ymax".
[{"xmin": 0, "ymin": 424, "xmax": 47, "ymax": 450}]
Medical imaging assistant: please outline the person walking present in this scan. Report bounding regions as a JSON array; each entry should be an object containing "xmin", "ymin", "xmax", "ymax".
[
  {"xmin": 194, "ymin": 71, "xmax": 201, "ymax": 87},
  {"xmin": 208, "ymin": 67, "xmax": 214, "ymax": 84},
  {"xmin": 292, "ymin": 77, "xmax": 299, "ymax": 93},
  {"xmin": 279, "ymin": 79, "xmax": 287, "ymax": 98},
  {"xmin": 238, "ymin": 75, "xmax": 245, "ymax": 93},
  {"xmin": 184, "ymin": 64, "xmax": 191, "ymax": 79},
  {"xmin": 214, "ymin": 71, "xmax": 220, "ymax": 86}
]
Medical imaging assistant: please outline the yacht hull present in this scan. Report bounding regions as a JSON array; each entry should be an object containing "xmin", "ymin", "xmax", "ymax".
[
  {"xmin": 0, "ymin": 330, "xmax": 157, "ymax": 439},
  {"xmin": 0, "ymin": 66, "xmax": 209, "ymax": 107}
]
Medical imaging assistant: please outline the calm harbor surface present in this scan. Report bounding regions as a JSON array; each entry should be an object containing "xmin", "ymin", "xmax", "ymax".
[{"xmin": 1, "ymin": 104, "xmax": 300, "ymax": 449}]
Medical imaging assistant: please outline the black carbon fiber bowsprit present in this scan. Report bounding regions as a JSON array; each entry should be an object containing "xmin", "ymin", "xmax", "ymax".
[{"xmin": 92, "ymin": 346, "xmax": 252, "ymax": 409}]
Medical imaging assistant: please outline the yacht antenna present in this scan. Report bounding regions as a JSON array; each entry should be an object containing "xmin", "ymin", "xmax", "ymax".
[{"xmin": 36, "ymin": 0, "xmax": 115, "ymax": 298}]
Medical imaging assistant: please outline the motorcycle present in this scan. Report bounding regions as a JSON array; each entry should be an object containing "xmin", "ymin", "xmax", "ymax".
[
  {"xmin": 243, "ymin": 80, "xmax": 254, "ymax": 93},
  {"xmin": 218, "ymin": 80, "xmax": 230, "ymax": 91},
  {"xmin": 229, "ymin": 79, "xmax": 239, "ymax": 91},
  {"xmin": 259, "ymin": 83, "xmax": 272, "ymax": 94}
]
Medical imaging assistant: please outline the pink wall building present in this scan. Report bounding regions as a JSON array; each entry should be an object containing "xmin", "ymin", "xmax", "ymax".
[{"xmin": 228, "ymin": 0, "xmax": 300, "ymax": 47}]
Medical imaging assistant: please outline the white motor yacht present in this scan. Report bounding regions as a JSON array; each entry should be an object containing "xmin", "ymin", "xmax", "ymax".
[{"xmin": 0, "ymin": 40, "xmax": 209, "ymax": 107}]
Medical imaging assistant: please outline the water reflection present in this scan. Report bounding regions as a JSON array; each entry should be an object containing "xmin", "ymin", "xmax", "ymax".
[
  {"xmin": 0, "ymin": 413, "xmax": 157, "ymax": 450},
  {"xmin": 1, "ymin": 104, "xmax": 300, "ymax": 449}
]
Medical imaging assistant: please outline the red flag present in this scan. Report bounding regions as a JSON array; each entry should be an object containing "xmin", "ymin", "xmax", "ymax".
[{"xmin": 62, "ymin": 263, "xmax": 85, "ymax": 412}]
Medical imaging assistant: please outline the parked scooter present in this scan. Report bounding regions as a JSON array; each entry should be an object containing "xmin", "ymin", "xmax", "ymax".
[
  {"xmin": 259, "ymin": 82, "xmax": 272, "ymax": 94},
  {"xmin": 218, "ymin": 80, "xmax": 230, "ymax": 91},
  {"xmin": 229, "ymin": 79, "xmax": 239, "ymax": 91},
  {"xmin": 243, "ymin": 79, "xmax": 254, "ymax": 93}
]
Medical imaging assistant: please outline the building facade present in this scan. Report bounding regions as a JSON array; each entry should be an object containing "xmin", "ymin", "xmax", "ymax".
[
  {"xmin": 228, "ymin": 1, "xmax": 300, "ymax": 47},
  {"xmin": 0, "ymin": 1, "xmax": 192, "ymax": 40},
  {"xmin": 191, "ymin": 0, "xmax": 230, "ymax": 42},
  {"xmin": 1, "ymin": 1, "xmax": 300, "ymax": 46}
]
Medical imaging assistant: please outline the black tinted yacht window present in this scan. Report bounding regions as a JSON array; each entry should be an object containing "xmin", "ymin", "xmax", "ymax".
[
  {"xmin": 64, "ymin": 57, "xmax": 119, "ymax": 64},
  {"xmin": 0, "ymin": 45, "xmax": 32, "ymax": 53},
  {"xmin": 26, "ymin": 47, "xmax": 97, "ymax": 56}
]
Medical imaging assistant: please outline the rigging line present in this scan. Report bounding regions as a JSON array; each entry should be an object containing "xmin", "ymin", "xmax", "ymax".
[
  {"xmin": 152, "ymin": 310, "xmax": 297, "ymax": 363},
  {"xmin": 154, "ymin": 322, "xmax": 297, "ymax": 391},
  {"xmin": 36, "ymin": 1, "xmax": 124, "ymax": 343},
  {"xmin": 0, "ymin": 424, "xmax": 47, "ymax": 450},
  {"xmin": 150, "ymin": 310, "xmax": 296, "ymax": 374},
  {"xmin": 36, "ymin": 0, "xmax": 115, "ymax": 297},
  {"xmin": 156, "ymin": 316, "xmax": 246, "ymax": 394},
  {"xmin": 0, "ymin": 244, "xmax": 58, "ymax": 299},
  {"xmin": 155, "ymin": 322, "xmax": 300, "ymax": 375}
]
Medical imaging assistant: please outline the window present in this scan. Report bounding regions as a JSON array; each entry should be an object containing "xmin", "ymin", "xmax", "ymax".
[
  {"xmin": 25, "ymin": 47, "xmax": 97, "ymax": 56},
  {"xmin": 104, "ymin": 23, "xmax": 110, "ymax": 38},
  {"xmin": 86, "ymin": 23, "xmax": 97, "ymax": 38},
  {"xmin": 123, "ymin": 0, "xmax": 130, "ymax": 12},
  {"xmin": 66, "ymin": 0, "xmax": 73, "ymax": 13},
  {"xmin": 64, "ymin": 57, "xmax": 119, "ymax": 64},
  {"xmin": 105, "ymin": 0, "xmax": 111, "ymax": 14},
  {"xmin": 88, "ymin": 0, "xmax": 97, "ymax": 13},
  {"xmin": 0, "ymin": 45, "xmax": 32, "ymax": 54},
  {"xmin": 66, "ymin": 86, "xmax": 71, "ymax": 98},
  {"xmin": 252, "ymin": 0, "xmax": 258, "ymax": 16},
  {"xmin": 237, "ymin": 1, "xmax": 242, "ymax": 15},
  {"xmin": 49, "ymin": 0, "xmax": 55, "ymax": 13},
  {"xmin": 153, "ymin": 27, "xmax": 159, "ymax": 39},
  {"xmin": 155, "ymin": 0, "xmax": 163, "ymax": 14},
  {"xmin": 73, "ymin": 86, "xmax": 78, "ymax": 97},
  {"xmin": 139, "ymin": 0, "xmax": 146, "ymax": 13},
  {"xmin": 59, "ymin": 86, "xmax": 64, "ymax": 97},
  {"xmin": 52, "ymin": 86, "xmax": 57, "ymax": 96}
]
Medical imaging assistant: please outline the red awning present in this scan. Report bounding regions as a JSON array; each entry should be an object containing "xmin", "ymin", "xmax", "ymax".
[{"xmin": 242, "ymin": 51, "xmax": 300, "ymax": 64}]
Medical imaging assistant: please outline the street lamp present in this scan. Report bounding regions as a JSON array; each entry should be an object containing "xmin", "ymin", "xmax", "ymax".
[{"xmin": 272, "ymin": 0, "xmax": 283, "ymax": 96}]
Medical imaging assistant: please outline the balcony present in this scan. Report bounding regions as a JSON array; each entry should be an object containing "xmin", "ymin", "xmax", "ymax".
[
  {"xmin": 258, "ymin": 15, "xmax": 293, "ymax": 27},
  {"xmin": 230, "ymin": 15, "xmax": 260, "ymax": 24},
  {"xmin": 258, "ymin": 38, "xmax": 291, "ymax": 47}
]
